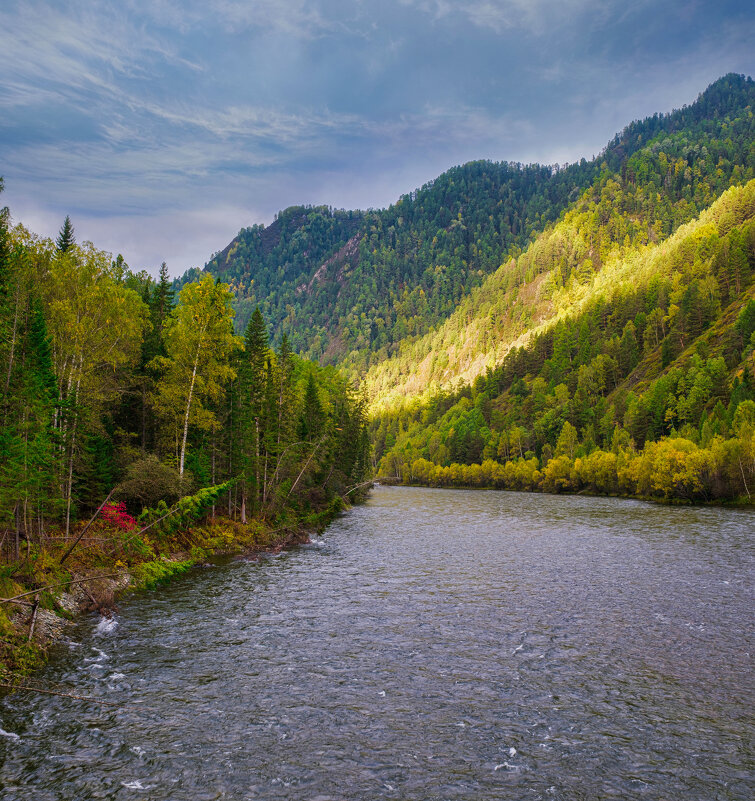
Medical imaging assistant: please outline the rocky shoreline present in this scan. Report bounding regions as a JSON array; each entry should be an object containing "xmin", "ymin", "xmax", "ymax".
[{"xmin": 0, "ymin": 516, "xmax": 327, "ymax": 679}]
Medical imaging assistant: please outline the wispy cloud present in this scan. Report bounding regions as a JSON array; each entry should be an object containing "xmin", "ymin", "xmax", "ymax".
[
  {"xmin": 0, "ymin": 2, "xmax": 199, "ymax": 93},
  {"xmin": 397, "ymin": 0, "xmax": 640, "ymax": 34},
  {"xmin": 130, "ymin": 0, "xmax": 355, "ymax": 38},
  {"xmin": 1, "ymin": 0, "xmax": 751, "ymax": 276}
]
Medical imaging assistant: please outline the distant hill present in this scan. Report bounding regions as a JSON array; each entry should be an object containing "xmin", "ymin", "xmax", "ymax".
[{"xmin": 192, "ymin": 73, "xmax": 754, "ymax": 391}]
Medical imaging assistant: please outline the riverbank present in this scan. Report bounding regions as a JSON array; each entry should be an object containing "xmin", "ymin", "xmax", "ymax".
[
  {"xmin": 375, "ymin": 465, "xmax": 755, "ymax": 510},
  {"xmin": 3, "ymin": 486, "xmax": 751, "ymax": 799},
  {"xmin": 0, "ymin": 496, "xmax": 347, "ymax": 679},
  {"xmin": 379, "ymin": 437, "xmax": 755, "ymax": 505}
]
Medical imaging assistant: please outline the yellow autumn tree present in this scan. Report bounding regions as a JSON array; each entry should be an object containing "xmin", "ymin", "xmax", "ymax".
[{"xmin": 152, "ymin": 274, "xmax": 242, "ymax": 475}]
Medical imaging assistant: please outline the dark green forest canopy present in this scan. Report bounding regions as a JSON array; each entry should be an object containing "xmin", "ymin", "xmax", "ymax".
[
  {"xmin": 193, "ymin": 74, "xmax": 754, "ymax": 378},
  {"xmin": 0, "ymin": 197, "xmax": 371, "ymax": 552}
]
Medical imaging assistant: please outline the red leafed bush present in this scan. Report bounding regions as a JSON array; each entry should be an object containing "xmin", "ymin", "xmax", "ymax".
[{"xmin": 101, "ymin": 502, "xmax": 137, "ymax": 531}]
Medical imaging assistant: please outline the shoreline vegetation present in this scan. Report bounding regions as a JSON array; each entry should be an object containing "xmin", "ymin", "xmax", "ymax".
[
  {"xmin": 0, "ymin": 486, "xmax": 359, "ymax": 678},
  {"xmin": 377, "ymin": 452, "xmax": 754, "ymax": 507}
]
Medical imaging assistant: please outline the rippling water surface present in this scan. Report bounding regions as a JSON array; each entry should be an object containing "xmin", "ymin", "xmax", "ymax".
[{"xmin": 1, "ymin": 487, "xmax": 753, "ymax": 800}]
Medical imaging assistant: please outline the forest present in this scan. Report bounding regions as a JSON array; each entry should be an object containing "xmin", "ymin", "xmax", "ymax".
[
  {"xmin": 372, "ymin": 181, "xmax": 755, "ymax": 502},
  {"xmin": 0, "ymin": 195, "xmax": 370, "ymax": 668}
]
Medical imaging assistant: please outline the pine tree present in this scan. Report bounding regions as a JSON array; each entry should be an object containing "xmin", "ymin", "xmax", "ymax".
[
  {"xmin": 153, "ymin": 262, "xmax": 174, "ymax": 325},
  {"xmin": 0, "ymin": 178, "xmax": 9, "ymax": 283},
  {"xmin": 259, "ymin": 334, "xmax": 297, "ymax": 512},
  {"xmin": 56, "ymin": 215, "xmax": 75, "ymax": 253},
  {"xmin": 274, "ymin": 334, "xmax": 296, "ymax": 452},
  {"xmin": 0, "ymin": 294, "xmax": 60, "ymax": 552},
  {"xmin": 298, "ymin": 372, "xmax": 324, "ymax": 442}
]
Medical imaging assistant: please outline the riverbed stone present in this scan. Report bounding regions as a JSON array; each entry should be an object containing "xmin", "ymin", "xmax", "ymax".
[{"xmin": 33, "ymin": 609, "xmax": 69, "ymax": 644}]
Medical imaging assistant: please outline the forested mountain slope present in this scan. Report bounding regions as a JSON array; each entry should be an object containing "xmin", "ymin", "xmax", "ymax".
[
  {"xmin": 199, "ymin": 161, "xmax": 599, "ymax": 363},
  {"xmin": 198, "ymin": 74, "xmax": 755, "ymax": 383},
  {"xmin": 373, "ymin": 181, "xmax": 755, "ymax": 502}
]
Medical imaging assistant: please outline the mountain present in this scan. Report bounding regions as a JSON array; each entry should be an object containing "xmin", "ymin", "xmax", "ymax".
[
  {"xmin": 198, "ymin": 160, "xmax": 599, "ymax": 365},
  {"xmin": 372, "ymin": 180, "xmax": 755, "ymax": 480},
  {"xmin": 195, "ymin": 73, "xmax": 754, "ymax": 385},
  {"xmin": 193, "ymin": 73, "xmax": 755, "ymax": 503}
]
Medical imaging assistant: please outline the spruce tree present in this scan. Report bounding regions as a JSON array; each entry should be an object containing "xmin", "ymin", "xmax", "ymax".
[
  {"xmin": 0, "ymin": 294, "xmax": 60, "ymax": 548},
  {"xmin": 0, "ymin": 178, "xmax": 9, "ymax": 283},
  {"xmin": 298, "ymin": 372, "xmax": 324, "ymax": 442},
  {"xmin": 239, "ymin": 307, "xmax": 270, "ymax": 513},
  {"xmin": 56, "ymin": 215, "xmax": 75, "ymax": 253},
  {"xmin": 153, "ymin": 262, "xmax": 174, "ymax": 325}
]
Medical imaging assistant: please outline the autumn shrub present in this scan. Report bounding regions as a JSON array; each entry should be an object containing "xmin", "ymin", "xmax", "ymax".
[
  {"xmin": 541, "ymin": 455, "xmax": 577, "ymax": 493},
  {"xmin": 574, "ymin": 450, "xmax": 619, "ymax": 494},
  {"xmin": 100, "ymin": 502, "xmax": 136, "ymax": 531}
]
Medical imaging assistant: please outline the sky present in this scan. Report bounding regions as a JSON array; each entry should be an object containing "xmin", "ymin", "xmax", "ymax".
[{"xmin": 1, "ymin": 1, "xmax": 753, "ymax": 277}]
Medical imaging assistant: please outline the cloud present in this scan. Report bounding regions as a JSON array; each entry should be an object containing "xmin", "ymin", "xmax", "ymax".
[
  {"xmin": 1, "ymin": 0, "xmax": 752, "ymax": 280},
  {"xmin": 208, "ymin": 0, "xmax": 335, "ymax": 37},
  {"xmin": 127, "ymin": 0, "xmax": 355, "ymax": 38},
  {"xmin": 397, "ymin": 0, "xmax": 638, "ymax": 34},
  {"xmin": 0, "ymin": 2, "xmax": 199, "ymax": 91}
]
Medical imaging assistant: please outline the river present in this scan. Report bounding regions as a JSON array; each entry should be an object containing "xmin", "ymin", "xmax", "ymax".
[{"xmin": 0, "ymin": 486, "xmax": 753, "ymax": 799}]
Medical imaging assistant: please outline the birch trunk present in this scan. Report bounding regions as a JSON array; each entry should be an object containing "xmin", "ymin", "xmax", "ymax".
[{"xmin": 179, "ymin": 348, "xmax": 201, "ymax": 476}]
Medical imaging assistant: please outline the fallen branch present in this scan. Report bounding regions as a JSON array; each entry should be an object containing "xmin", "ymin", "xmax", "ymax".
[
  {"xmin": 0, "ymin": 572, "xmax": 129, "ymax": 605},
  {"xmin": 281, "ymin": 434, "xmax": 328, "ymax": 508},
  {"xmin": 343, "ymin": 479, "xmax": 374, "ymax": 496},
  {"xmin": 59, "ymin": 490, "xmax": 114, "ymax": 565},
  {"xmin": 27, "ymin": 594, "xmax": 40, "ymax": 642},
  {"xmin": 738, "ymin": 457, "xmax": 751, "ymax": 500}
]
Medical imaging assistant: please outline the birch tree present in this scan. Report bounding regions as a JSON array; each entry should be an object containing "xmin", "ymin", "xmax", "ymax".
[
  {"xmin": 152, "ymin": 273, "xmax": 241, "ymax": 476},
  {"xmin": 43, "ymin": 241, "xmax": 149, "ymax": 534}
]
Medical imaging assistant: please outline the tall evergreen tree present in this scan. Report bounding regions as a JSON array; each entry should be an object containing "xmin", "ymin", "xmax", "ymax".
[
  {"xmin": 56, "ymin": 215, "xmax": 75, "ymax": 253},
  {"xmin": 153, "ymin": 262, "xmax": 174, "ymax": 326},
  {"xmin": 238, "ymin": 307, "xmax": 270, "ymax": 516},
  {"xmin": 298, "ymin": 372, "xmax": 325, "ymax": 442}
]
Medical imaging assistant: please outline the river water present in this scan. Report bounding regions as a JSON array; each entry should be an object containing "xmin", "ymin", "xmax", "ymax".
[{"xmin": 0, "ymin": 487, "xmax": 753, "ymax": 800}]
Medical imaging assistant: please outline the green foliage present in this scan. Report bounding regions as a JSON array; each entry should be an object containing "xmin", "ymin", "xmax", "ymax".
[
  {"xmin": 114, "ymin": 455, "xmax": 190, "ymax": 511},
  {"xmin": 136, "ymin": 481, "xmax": 234, "ymax": 542},
  {"xmin": 150, "ymin": 272, "xmax": 242, "ymax": 475},
  {"xmin": 0, "ymin": 208, "xmax": 370, "ymax": 583},
  {"xmin": 132, "ymin": 557, "xmax": 193, "ymax": 590},
  {"xmin": 375, "ymin": 179, "xmax": 755, "ymax": 503},
  {"xmin": 55, "ymin": 215, "xmax": 75, "ymax": 254}
]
